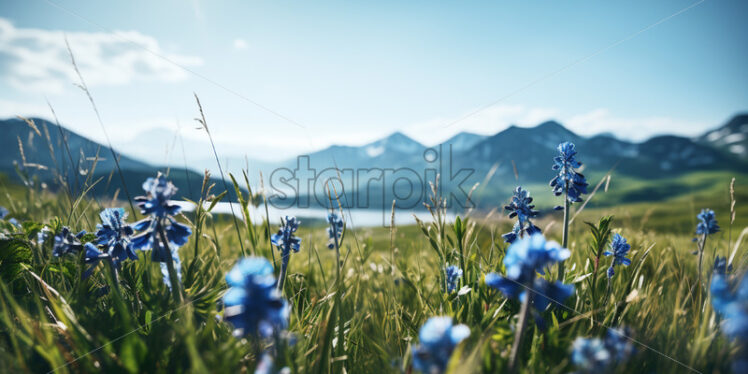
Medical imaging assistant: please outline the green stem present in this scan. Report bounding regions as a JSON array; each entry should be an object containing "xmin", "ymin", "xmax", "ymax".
[
  {"xmin": 508, "ymin": 276, "xmax": 534, "ymax": 373},
  {"xmin": 697, "ymin": 233, "xmax": 707, "ymax": 291},
  {"xmin": 157, "ymin": 223, "xmax": 184, "ymax": 303},
  {"xmin": 333, "ymin": 230, "xmax": 345, "ymax": 371},
  {"xmin": 277, "ymin": 252, "xmax": 289, "ymax": 294},
  {"xmin": 558, "ymin": 193, "xmax": 570, "ymax": 281}
]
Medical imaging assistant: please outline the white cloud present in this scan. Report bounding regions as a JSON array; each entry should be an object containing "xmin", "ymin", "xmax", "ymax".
[
  {"xmin": 0, "ymin": 99, "xmax": 51, "ymax": 119},
  {"xmin": 232, "ymin": 38, "xmax": 248, "ymax": 50},
  {"xmin": 0, "ymin": 18, "xmax": 203, "ymax": 94},
  {"xmin": 565, "ymin": 108, "xmax": 710, "ymax": 141}
]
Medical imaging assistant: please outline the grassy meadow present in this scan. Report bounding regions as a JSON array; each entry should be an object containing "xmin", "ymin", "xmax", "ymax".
[{"xmin": 0, "ymin": 166, "xmax": 747, "ymax": 374}]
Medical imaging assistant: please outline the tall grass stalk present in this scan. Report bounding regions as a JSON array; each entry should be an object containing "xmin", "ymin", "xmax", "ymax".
[
  {"xmin": 194, "ymin": 94, "xmax": 246, "ymax": 257},
  {"xmin": 64, "ymin": 37, "xmax": 137, "ymax": 219},
  {"xmin": 558, "ymin": 190, "xmax": 570, "ymax": 281}
]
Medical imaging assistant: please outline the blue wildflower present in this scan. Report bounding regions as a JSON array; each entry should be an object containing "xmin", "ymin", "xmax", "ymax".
[
  {"xmin": 411, "ymin": 316, "xmax": 470, "ymax": 373},
  {"xmin": 271, "ymin": 216, "xmax": 301, "ymax": 257},
  {"xmin": 445, "ymin": 265, "xmax": 463, "ymax": 293},
  {"xmin": 223, "ymin": 257, "xmax": 290, "ymax": 338},
  {"xmin": 326, "ymin": 212, "xmax": 344, "ymax": 250},
  {"xmin": 0, "ymin": 206, "xmax": 7, "ymax": 219},
  {"xmin": 95, "ymin": 208, "xmax": 137, "ymax": 264},
  {"xmin": 52, "ymin": 227, "xmax": 87, "ymax": 257},
  {"xmin": 132, "ymin": 175, "xmax": 191, "ymax": 263},
  {"xmin": 486, "ymin": 234, "xmax": 573, "ymax": 321},
  {"xmin": 160, "ymin": 247, "xmax": 182, "ymax": 290},
  {"xmin": 696, "ymin": 209, "xmax": 720, "ymax": 236},
  {"xmin": 82, "ymin": 243, "xmax": 108, "ymax": 277},
  {"xmin": 528, "ymin": 277, "xmax": 575, "ymax": 311},
  {"xmin": 603, "ymin": 233, "xmax": 631, "ymax": 279},
  {"xmin": 571, "ymin": 337, "xmax": 610, "ymax": 372},
  {"xmin": 604, "ymin": 327, "xmax": 636, "ymax": 363},
  {"xmin": 710, "ymin": 270, "xmax": 748, "ymax": 373},
  {"xmin": 134, "ymin": 174, "xmax": 182, "ymax": 218},
  {"xmin": 502, "ymin": 187, "xmax": 541, "ymax": 244},
  {"xmin": 253, "ymin": 353, "xmax": 290, "ymax": 374},
  {"xmin": 711, "ymin": 271, "xmax": 748, "ymax": 339},
  {"xmin": 713, "ymin": 256, "xmax": 732, "ymax": 276},
  {"xmin": 550, "ymin": 142, "xmax": 588, "ymax": 203},
  {"xmin": 37, "ymin": 227, "xmax": 51, "ymax": 245},
  {"xmin": 8, "ymin": 218, "xmax": 20, "ymax": 227},
  {"xmin": 571, "ymin": 327, "xmax": 635, "ymax": 373},
  {"xmin": 272, "ymin": 216, "xmax": 301, "ymax": 292}
]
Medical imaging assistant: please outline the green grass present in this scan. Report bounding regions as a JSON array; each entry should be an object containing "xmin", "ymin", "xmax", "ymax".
[{"xmin": 0, "ymin": 171, "xmax": 746, "ymax": 373}]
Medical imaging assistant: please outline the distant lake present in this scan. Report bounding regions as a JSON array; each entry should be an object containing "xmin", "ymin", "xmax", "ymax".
[{"xmin": 174, "ymin": 201, "xmax": 455, "ymax": 227}]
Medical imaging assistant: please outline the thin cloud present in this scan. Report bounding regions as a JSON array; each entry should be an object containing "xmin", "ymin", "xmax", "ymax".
[
  {"xmin": 0, "ymin": 18, "xmax": 203, "ymax": 94},
  {"xmin": 232, "ymin": 38, "xmax": 248, "ymax": 50},
  {"xmin": 565, "ymin": 108, "xmax": 710, "ymax": 141}
]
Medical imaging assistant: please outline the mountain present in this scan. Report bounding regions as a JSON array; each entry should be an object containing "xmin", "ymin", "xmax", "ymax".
[
  {"xmin": 0, "ymin": 117, "xmax": 239, "ymax": 202},
  {"xmin": 283, "ymin": 131, "xmax": 427, "ymax": 171},
  {"xmin": 2, "ymin": 114, "xmax": 746, "ymax": 211},
  {"xmin": 698, "ymin": 113, "xmax": 748, "ymax": 159},
  {"xmin": 271, "ymin": 115, "xmax": 747, "ymax": 209},
  {"xmin": 438, "ymin": 132, "xmax": 486, "ymax": 152}
]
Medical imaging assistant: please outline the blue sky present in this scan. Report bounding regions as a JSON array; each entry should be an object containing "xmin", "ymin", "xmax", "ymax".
[{"xmin": 0, "ymin": 0, "xmax": 746, "ymax": 163}]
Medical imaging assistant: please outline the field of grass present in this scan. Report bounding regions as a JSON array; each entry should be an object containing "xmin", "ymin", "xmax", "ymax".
[{"xmin": 0, "ymin": 168, "xmax": 747, "ymax": 373}]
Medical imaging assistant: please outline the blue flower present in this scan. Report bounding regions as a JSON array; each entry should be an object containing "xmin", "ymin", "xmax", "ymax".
[
  {"xmin": 711, "ymin": 271, "xmax": 748, "ymax": 339},
  {"xmin": 82, "ymin": 243, "xmax": 108, "ymax": 278},
  {"xmin": 710, "ymin": 270, "xmax": 748, "ymax": 374},
  {"xmin": 604, "ymin": 327, "xmax": 636, "ymax": 363},
  {"xmin": 550, "ymin": 142, "xmax": 588, "ymax": 203},
  {"xmin": 502, "ymin": 187, "xmax": 541, "ymax": 244},
  {"xmin": 223, "ymin": 257, "xmax": 290, "ymax": 338},
  {"xmin": 52, "ymin": 227, "xmax": 87, "ymax": 257},
  {"xmin": 445, "ymin": 265, "xmax": 463, "ymax": 293},
  {"xmin": 486, "ymin": 234, "xmax": 573, "ymax": 321},
  {"xmin": 713, "ymin": 256, "xmax": 732, "ymax": 276},
  {"xmin": 159, "ymin": 246, "xmax": 183, "ymax": 290},
  {"xmin": 0, "ymin": 206, "xmax": 8, "ymax": 219},
  {"xmin": 37, "ymin": 227, "xmax": 51, "ymax": 245},
  {"xmin": 606, "ymin": 266, "xmax": 615, "ymax": 279},
  {"xmin": 132, "ymin": 175, "xmax": 191, "ymax": 263},
  {"xmin": 253, "ymin": 352, "xmax": 290, "ymax": 374},
  {"xmin": 134, "ymin": 174, "xmax": 182, "ymax": 218},
  {"xmin": 603, "ymin": 233, "xmax": 631, "ymax": 279},
  {"xmin": 411, "ymin": 316, "xmax": 470, "ymax": 373},
  {"xmin": 528, "ymin": 278, "xmax": 575, "ymax": 311},
  {"xmin": 95, "ymin": 208, "xmax": 137, "ymax": 264},
  {"xmin": 571, "ymin": 337, "xmax": 610, "ymax": 372},
  {"xmin": 696, "ymin": 209, "xmax": 720, "ymax": 236},
  {"xmin": 498, "ymin": 234, "xmax": 570, "ymax": 289},
  {"xmin": 571, "ymin": 327, "xmax": 635, "ymax": 373},
  {"xmin": 326, "ymin": 212, "xmax": 344, "ymax": 250},
  {"xmin": 271, "ymin": 216, "xmax": 301, "ymax": 258}
]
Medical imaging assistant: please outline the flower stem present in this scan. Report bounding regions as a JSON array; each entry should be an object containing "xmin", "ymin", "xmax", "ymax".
[
  {"xmin": 106, "ymin": 258, "xmax": 121, "ymax": 294},
  {"xmin": 157, "ymin": 224, "xmax": 184, "ymax": 303},
  {"xmin": 558, "ymin": 192, "xmax": 570, "ymax": 281},
  {"xmin": 333, "ymin": 231, "xmax": 345, "ymax": 372},
  {"xmin": 277, "ymin": 252, "xmax": 289, "ymax": 293},
  {"xmin": 508, "ymin": 278, "xmax": 534, "ymax": 373},
  {"xmin": 604, "ymin": 272, "xmax": 612, "ymax": 307},
  {"xmin": 696, "ymin": 233, "xmax": 707, "ymax": 291}
]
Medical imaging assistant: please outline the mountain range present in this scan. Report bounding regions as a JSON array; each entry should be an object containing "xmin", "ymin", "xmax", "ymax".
[
  {"xmin": 0, "ymin": 117, "xmax": 228, "ymax": 202},
  {"xmin": 1, "ymin": 114, "xmax": 746, "ymax": 210}
]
